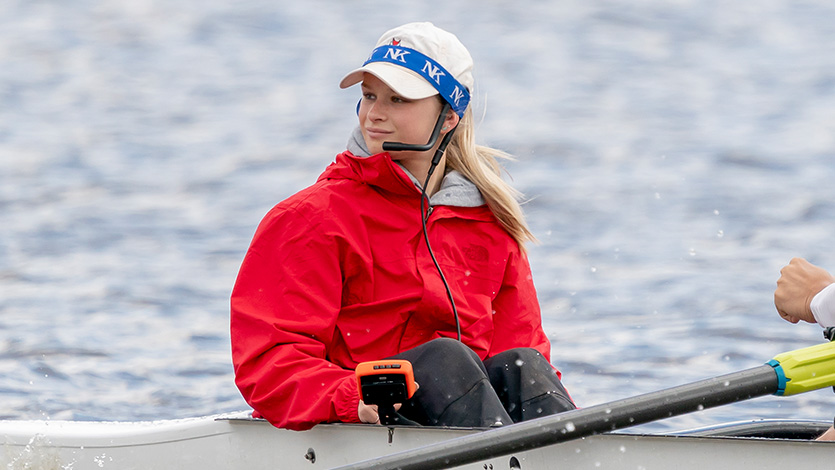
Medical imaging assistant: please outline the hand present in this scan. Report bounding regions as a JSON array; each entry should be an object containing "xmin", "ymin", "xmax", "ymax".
[
  {"xmin": 357, "ymin": 382, "xmax": 418, "ymax": 424},
  {"xmin": 357, "ymin": 400, "xmax": 407, "ymax": 425},
  {"xmin": 817, "ymin": 426, "xmax": 835, "ymax": 441},
  {"xmin": 775, "ymin": 258, "xmax": 835, "ymax": 324},
  {"xmin": 358, "ymin": 401, "xmax": 381, "ymax": 424}
]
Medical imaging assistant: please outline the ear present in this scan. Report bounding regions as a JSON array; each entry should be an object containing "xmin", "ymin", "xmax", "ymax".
[{"xmin": 441, "ymin": 108, "xmax": 460, "ymax": 133}]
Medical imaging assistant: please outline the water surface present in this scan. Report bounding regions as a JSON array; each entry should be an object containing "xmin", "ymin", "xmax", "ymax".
[{"xmin": 1, "ymin": 0, "xmax": 835, "ymax": 432}]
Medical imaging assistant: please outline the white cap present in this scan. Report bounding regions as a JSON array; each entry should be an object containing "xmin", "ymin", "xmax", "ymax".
[{"xmin": 339, "ymin": 22, "xmax": 474, "ymax": 115}]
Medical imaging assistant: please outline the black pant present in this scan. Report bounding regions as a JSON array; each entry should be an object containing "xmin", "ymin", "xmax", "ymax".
[{"xmin": 392, "ymin": 338, "xmax": 575, "ymax": 427}]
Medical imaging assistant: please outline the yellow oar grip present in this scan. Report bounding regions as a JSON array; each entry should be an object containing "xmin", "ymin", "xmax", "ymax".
[{"xmin": 770, "ymin": 341, "xmax": 835, "ymax": 396}]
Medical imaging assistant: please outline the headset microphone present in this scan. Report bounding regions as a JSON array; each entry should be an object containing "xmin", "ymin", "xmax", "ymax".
[{"xmin": 382, "ymin": 102, "xmax": 451, "ymax": 153}]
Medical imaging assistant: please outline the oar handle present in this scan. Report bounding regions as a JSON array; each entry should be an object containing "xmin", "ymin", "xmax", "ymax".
[{"xmin": 770, "ymin": 340, "xmax": 835, "ymax": 395}]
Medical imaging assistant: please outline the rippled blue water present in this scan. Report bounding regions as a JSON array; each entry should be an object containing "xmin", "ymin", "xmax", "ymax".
[{"xmin": 1, "ymin": 0, "xmax": 834, "ymax": 433}]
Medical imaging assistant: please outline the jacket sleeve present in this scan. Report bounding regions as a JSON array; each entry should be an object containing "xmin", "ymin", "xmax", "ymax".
[
  {"xmin": 488, "ymin": 247, "xmax": 558, "ymax": 376},
  {"xmin": 230, "ymin": 204, "xmax": 360, "ymax": 430}
]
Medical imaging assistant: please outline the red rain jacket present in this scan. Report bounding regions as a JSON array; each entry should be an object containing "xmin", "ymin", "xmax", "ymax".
[{"xmin": 231, "ymin": 151, "xmax": 556, "ymax": 430}]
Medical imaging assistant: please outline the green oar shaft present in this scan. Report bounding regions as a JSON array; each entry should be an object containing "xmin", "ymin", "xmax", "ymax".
[{"xmin": 335, "ymin": 365, "xmax": 778, "ymax": 470}]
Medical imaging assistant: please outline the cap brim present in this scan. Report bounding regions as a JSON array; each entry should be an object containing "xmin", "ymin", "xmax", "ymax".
[{"xmin": 339, "ymin": 62, "xmax": 439, "ymax": 100}]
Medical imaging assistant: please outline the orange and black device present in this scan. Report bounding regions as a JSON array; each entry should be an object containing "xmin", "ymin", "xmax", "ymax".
[{"xmin": 355, "ymin": 360, "xmax": 416, "ymax": 408}]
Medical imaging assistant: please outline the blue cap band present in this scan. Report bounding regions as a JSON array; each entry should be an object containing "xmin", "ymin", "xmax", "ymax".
[{"xmin": 364, "ymin": 45, "xmax": 470, "ymax": 118}]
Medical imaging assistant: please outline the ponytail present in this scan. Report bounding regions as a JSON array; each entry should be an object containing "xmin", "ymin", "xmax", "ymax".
[{"xmin": 444, "ymin": 107, "xmax": 536, "ymax": 249}]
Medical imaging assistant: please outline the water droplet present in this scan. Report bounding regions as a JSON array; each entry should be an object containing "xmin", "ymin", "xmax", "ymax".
[
  {"xmin": 564, "ymin": 421, "xmax": 576, "ymax": 432},
  {"xmin": 716, "ymin": 230, "xmax": 724, "ymax": 238},
  {"xmin": 515, "ymin": 359, "xmax": 525, "ymax": 367},
  {"xmin": 590, "ymin": 266, "xmax": 597, "ymax": 273},
  {"xmin": 689, "ymin": 248, "xmax": 696, "ymax": 256},
  {"xmin": 723, "ymin": 381, "xmax": 730, "ymax": 386},
  {"xmin": 464, "ymin": 270, "xmax": 471, "ymax": 277},
  {"xmin": 713, "ymin": 209, "xmax": 720, "ymax": 215},
  {"xmin": 619, "ymin": 445, "xmax": 626, "ymax": 453},
  {"xmin": 696, "ymin": 404, "xmax": 704, "ymax": 411}
]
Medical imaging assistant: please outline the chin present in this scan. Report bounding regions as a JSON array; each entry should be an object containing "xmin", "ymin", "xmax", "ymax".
[{"xmin": 361, "ymin": 137, "xmax": 383, "ymax": 156}]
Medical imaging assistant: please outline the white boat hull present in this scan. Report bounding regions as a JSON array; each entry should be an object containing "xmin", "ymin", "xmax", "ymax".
[{"xmin": 1, "ymin": 412, "xmax": 832, "ymax": 469}]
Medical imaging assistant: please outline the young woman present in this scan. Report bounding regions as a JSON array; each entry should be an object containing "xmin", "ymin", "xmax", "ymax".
[{"xmin": 230, "ymin": 22, "xmax": 575, "ymax": 431}]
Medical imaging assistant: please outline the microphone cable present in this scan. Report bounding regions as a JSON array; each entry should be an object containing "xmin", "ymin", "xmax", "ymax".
[
  {"xmin": 382, "ymin": 104, "xmax": 461, "ymax": 341},
  {"xmin": 418, "ymin": 127, "xmax": 461, "ymax": 342}
]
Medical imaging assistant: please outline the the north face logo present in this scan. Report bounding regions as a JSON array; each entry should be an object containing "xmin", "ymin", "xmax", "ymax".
[{"xmin": 463, "ymin": 244, "xmax": 489, "ymax": 262}]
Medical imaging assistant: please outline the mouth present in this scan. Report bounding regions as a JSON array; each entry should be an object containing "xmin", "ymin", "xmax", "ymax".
[{"xmin": 364, "ymin": 127, "xmax": 392, "ymax": 141}]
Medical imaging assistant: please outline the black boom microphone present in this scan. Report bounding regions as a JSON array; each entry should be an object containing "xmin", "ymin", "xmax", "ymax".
[{"xmin": 382, "ymin": 102, "xmax": 451, "ymax": 153}]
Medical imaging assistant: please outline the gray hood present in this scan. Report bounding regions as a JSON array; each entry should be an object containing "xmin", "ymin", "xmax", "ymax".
[{"xmin": 346, "ymin": 126, "xmax": 485, "ymax": 208}]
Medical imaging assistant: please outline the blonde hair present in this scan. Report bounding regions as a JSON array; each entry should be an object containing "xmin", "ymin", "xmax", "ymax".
[{"xmin": 444, "ymin": 107, "xmax": 537, "ymax": 249}]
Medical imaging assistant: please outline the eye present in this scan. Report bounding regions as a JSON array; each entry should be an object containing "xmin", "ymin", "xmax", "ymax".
[
  {"xmin": 391, "ymin": 96, "xmax": 409, "ymax": 104},
  {"xmin": 362, "ymin": 92, "xmax": 376, "ymax": 101}
]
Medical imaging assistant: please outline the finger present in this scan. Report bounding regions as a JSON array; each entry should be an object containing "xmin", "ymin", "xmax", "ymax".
[
  {"xmin": 777, "ymin": 307, "xmax": 798, "ymax": 322},
  {"xmin": 779, "ymin": 311, "xmax": 800, "ymax": 324}
]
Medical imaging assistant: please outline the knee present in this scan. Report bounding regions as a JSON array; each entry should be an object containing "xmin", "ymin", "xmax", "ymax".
[
  {"xmin": 423, "ymin": 338, "xmax": 480, "ymax": 362},
  {"xmin": 516, "ymin": 348, "xmax": 548, "ymax": 365},
  {"xmin": 493, "ymin": 347, "xmax": 547, "ymax": 365},
  {"xmin": 407, "ymin": 338, "xmax": 490, "ymax": 389}
]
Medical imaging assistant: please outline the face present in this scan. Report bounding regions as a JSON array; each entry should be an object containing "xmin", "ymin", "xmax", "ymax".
[{"xmin": 358, "ymin": 74, "xmax": 455, "ymax": 159}]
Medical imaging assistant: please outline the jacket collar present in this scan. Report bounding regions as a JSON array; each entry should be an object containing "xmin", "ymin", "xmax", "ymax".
[{"xmin": 341, "ymin": 126, "xmax": 485, "ymax": 208}]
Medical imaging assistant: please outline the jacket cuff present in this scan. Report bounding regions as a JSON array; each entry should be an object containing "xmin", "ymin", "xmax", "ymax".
[{"xmin": 332, "ymin": 374, "xmax": 361, "ymax": 423}]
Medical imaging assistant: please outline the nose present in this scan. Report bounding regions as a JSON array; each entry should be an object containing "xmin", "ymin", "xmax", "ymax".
[{"xmin": 364, "ymin": 99, "xmax": 386, "ymax": 122}]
